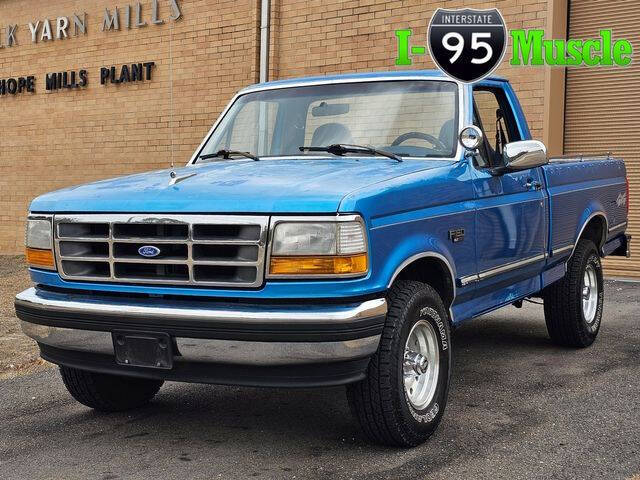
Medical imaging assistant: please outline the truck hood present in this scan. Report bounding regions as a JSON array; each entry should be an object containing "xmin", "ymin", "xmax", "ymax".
[{"xmin": 30, "ymin": 157, "xmax": 449, "ymax": 213}]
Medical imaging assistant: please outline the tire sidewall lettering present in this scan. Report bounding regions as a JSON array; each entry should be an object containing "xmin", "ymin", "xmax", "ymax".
[
  {"xmin": 583, "ymin": 253, "xmax": 603, "ymax": 334},
  {"xmin": 421, "ymin": 306, "xmax": 449, "ymax": 351},
  {"xmin": 408, "ymin": 400, "xmax": 440, "ymax": 423},
  {"xmin": 403, "ymin": 304, "xmax": 450, "ymax": 424}
]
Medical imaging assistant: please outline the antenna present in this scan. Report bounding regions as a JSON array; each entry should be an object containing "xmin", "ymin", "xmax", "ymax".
[{"xmin": 169, "ymin": 13, "xmax": 175, "ymax": 170}]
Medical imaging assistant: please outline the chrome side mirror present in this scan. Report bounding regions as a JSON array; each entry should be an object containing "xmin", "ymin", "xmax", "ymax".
[
  {"xmin": 502, "ymin": 140, "xmax": 548, "ymax": 171},
  {"xmin": 458, "ymin": 125, "xmax": 483, "ymax": 152}
]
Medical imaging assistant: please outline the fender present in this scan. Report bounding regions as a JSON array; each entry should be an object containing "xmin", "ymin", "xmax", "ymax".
[
  {"xmin": 571, "ymin": 206, "xmax": 608, "ymax": 258},
  {"xmin": 380, "ymin": 233, "xmax": 458, "ymax": 322}
]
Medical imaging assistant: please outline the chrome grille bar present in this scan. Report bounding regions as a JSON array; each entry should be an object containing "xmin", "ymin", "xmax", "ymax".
[{"xmin": 54, "ymin": 214, "xmax": 269, "ymax": 288}]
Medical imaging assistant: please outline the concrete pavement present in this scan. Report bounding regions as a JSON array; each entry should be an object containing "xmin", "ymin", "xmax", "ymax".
[{"xmin": 1, "ymin": 280, "xmax": 638, "ymax": 480}]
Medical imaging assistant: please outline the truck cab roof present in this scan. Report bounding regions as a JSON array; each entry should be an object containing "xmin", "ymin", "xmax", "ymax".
[{"xmin": 244, "ymin": 70, "xmax": 509, "ymax": 92}]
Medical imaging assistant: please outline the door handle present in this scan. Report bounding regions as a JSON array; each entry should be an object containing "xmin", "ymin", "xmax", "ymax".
[{"xmin": 525, "ymin": 179, "xmax": 542, "ymax": 191}]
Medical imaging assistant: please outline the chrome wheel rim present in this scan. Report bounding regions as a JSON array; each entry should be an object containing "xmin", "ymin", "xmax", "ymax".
[
  {"xmin": 403, "ymin": 320, "xmax": 439, "ymax": 410},
  {"xmin": 582, "ymin": 264, "xmax": 598, "ymax": 324}
]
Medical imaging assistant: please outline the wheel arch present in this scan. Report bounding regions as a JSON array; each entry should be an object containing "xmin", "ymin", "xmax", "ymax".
[
  {"xmin": 388, "ymin": 252, "xmax": 456, "ymax": 321},
  {"xmin": 572, "ymin": 211, "xmax": 608, "ymax": 258}
]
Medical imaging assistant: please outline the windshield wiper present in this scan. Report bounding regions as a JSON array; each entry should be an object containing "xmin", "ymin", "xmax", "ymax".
[
  {"xmin": 198, "ymin": 149, "xmax": 259, "ymax": 162},
  {"xmin": 299, "ymin": 144, "xmax": 402, "ymax": 162}
]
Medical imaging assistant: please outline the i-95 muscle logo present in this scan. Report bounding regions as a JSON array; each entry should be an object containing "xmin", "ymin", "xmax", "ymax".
[{"xmin": 427, "ymin": 8, "xmax": 507, "ymax": 83}]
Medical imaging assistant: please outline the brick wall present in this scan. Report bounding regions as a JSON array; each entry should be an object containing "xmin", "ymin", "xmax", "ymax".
[
  {"xmin": 0, "ymin": 0, "xmax": 549, "ymax": 254},
  {"xmin": 269, "ymin": 0, "xmax": 547, "ymax": 138},
  {"xmin": 0, "ymin": 0, "xmax": 259, "ymax": 253}
]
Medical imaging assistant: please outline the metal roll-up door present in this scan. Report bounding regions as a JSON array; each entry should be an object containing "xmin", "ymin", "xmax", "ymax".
[{"xmin": 564, "ymin": 0, "xmax": 639, "ymax": 278}]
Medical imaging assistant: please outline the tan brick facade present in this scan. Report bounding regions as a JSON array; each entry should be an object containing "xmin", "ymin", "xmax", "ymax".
[
  {"xmin": 1, "ymin": 0, "xmax": 550, "ymax": 254},
  {"xmin": 0, "ymin": 0, "xmax": 260, "ymax": 253},
  {"xmin": 270, "ymin": 0, "xmax": 547, "ymax": 140}
]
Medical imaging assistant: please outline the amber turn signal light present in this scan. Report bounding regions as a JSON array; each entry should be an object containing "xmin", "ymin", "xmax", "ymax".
[
  {"xmin": 269, "ymin": 254, "xmax": 368, "ymax": 276},
  {"xmin": 25, "ymin": 248, "xmax": 55, "ymax": 269}
]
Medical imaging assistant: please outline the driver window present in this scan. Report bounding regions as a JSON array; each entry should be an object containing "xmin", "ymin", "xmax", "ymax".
[
  {"xmin": 303, "ymin": 89, "xmax": 458, "ymax": 157},
  {"xmin": 473, "ymin": 87, "xmax": 521, "ymax": 168},
  {"xmin": 472, "ymin": 107, "xmax": 491, "ymax": 168}
]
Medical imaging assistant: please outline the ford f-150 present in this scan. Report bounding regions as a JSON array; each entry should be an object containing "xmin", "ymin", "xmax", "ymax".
[{"xmin": 15, "ymin": 70, "xmax": 631, "ymax": 447}]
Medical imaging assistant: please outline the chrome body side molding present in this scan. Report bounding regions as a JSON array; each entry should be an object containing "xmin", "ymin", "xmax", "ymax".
[
  {"xmin": 551, "ymin": 244, "xmax": 574, "ymax": 257},
  {"xmin": 608, "ymin": 221, "xmax": 627, "ymax": 233},
  {"xmin": 458, "ymin": 253, "xmax": 547, "ymax": 286}
]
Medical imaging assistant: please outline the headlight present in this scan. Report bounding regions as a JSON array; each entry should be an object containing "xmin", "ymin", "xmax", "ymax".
[
  {"xmin": 268, "ymin": 216, "xmax": 368, "ymax": 277},
  {"xmin": 25, "ymin": 216, "xmax": 56, "ymax": 270}
]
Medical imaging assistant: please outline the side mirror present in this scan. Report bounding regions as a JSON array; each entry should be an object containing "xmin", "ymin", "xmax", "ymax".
[
  {"xmin": 502, "ymin": 140, "xmax": 548, "ymax": 172},
  {"xmin": 458, "ymin": 125, "xmax": 483, "ymax": 152}
]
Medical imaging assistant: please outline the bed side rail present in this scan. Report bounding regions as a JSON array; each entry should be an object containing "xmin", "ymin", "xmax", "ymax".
[{"xmin": 548, "ymin": 153, "xmax": 621, "ymax": 163}]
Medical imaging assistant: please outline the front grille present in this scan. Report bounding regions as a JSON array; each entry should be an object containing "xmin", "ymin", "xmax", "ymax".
[{"xmin": 54, "ymin": 214, "xmax": 269, "ymax": 288}]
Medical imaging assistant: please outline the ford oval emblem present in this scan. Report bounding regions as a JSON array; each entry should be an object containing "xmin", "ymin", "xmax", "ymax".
[{"xmin": 138, "ymin": 246, "xmax": 161, "ymax": 258}]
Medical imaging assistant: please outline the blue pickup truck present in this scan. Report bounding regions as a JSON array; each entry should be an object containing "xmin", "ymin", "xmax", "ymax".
[{"xmin": 16, "ymin": 70, "xmax": 630, "ymax": 447}]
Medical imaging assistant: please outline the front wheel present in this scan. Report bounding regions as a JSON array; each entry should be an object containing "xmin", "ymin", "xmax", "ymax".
[
  {"xmin": 60, "ymin": 366, "xmax": 163, "ymax": 412},
  {"xmin": 347, "ymin": 280, "xmax": 452, "ymax": 447},
  {"xmin": 543, "ymin": 239, "xmax": 604, "ymax": 347}
]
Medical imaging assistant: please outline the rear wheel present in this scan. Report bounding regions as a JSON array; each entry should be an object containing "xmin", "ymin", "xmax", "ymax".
[
  {"xmin": 60, "ymin": 366, "xmax": 163, "ymax": 412},
  {"xmin": 543, "ymin": 239, "xmax": 604, "ymax": 347},
  {"xmin": 347, "ymin": 280, "xmax": 451, "ymax": 447}
]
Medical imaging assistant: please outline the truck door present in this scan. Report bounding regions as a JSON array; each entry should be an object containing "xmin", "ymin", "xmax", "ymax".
[{"xmin": 470, "ymin": 84, "xmax": 547, "ymax": 298}]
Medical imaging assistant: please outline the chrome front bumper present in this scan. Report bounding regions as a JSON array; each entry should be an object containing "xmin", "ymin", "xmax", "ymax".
[{"xmin": 16, "ymin": 287, "xmax": 387, "ymax": 367}]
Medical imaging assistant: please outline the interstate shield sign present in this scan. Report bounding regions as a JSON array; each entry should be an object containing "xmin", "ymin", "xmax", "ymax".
[{"xmin": 428, "ymin": 8, "xmax": 507, "ymax": 83}]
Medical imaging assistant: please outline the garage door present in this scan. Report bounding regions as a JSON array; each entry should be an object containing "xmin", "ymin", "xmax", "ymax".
[{"xmin": 564, "ymin": 0, "xmax": 639, "ymax": 278}]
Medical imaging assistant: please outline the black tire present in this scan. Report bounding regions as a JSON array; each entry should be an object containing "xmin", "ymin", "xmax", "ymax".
[
  {"xmin": 347, "ymin": 280, "xmax": 452, "ymax": 447},
  {"xmin": 59, "ymin": 366, "xmax": 163, "ymax": 412},
  {"xmin": 543, "ymin": 239, "xmax": 604, "ymax": 348}
]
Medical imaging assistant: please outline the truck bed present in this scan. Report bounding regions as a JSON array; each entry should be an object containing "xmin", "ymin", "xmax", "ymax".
[{"xmin": 541, "ymin": 155, "xmax": 628, "ymax": 255}]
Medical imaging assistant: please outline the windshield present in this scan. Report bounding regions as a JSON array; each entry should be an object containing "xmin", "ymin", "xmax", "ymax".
[{"xmin": 199, "ymin": 80, "xmax": 460, "ymax": 159}]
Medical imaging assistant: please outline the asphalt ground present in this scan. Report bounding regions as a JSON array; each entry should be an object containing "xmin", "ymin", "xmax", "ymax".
[
  {"xmin": 0, "ymin": 280, "xmax": 638, "ymax": 480},
  {"xmin": 0, "ymin": 256, "xmax": 44, "ymax": 379}
]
